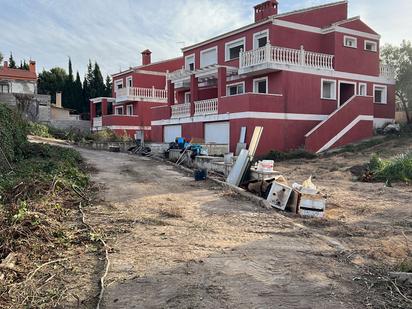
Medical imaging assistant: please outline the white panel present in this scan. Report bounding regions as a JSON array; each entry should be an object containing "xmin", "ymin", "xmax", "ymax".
[
  {"xmin": 164, "ymin": 125, "xmax": 182, "ymax": 143},
  {"xmin": 200, "ymin": 48, "xmax": 217, "ymax": 68},
  {"xmin": 205, "ymin": 122, "xmax": 229, "ymax": 144}
]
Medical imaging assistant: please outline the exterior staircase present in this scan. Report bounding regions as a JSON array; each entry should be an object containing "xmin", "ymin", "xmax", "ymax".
[{"xmin": 305, "ymin": 95, "xmax": 374, "ymax": 153}]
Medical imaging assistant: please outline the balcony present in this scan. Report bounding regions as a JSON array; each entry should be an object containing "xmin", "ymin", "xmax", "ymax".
[
  {"xmin": 239, "ymin": 44, "xmax": 334, "ymax": 75},
  {"xmin": 194, "ymin": 98, "xmax": 218, "ymax": 116},
  {"xmin": 116, "ymin": 87, "xmax": 167, "ymax": 103},
  {"xmin": 171, "ymin": 103, "xmax": 190, "ymax": 118}
]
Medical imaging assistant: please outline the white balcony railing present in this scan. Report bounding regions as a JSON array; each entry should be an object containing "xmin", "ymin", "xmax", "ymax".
[
  {"xmin": 93, "ymin": 116, "xmax": 102, "ymax": 128},
  {"xmin": 380, "ymin": 63, "xmax": 396, "ymax": 79},
  {"xmin": 240, "ymin": 44, "xmax": 334, "ymax": 71},
  {"xmin": 116, "ymin": 87, "xmax": 167, "ymax": 103},
  {"xmin": 171, "ymin": 103, "xmax": 191, "ymax": 118},
  {"xmin": 194, "ymin": 98, "xmax": 218, "ymax": 116}
]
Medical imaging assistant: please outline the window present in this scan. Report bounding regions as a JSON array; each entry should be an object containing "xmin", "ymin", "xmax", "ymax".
[
  {"xmin": 126, "ymin": 105, "xmax": 133, "ymax": 115},
  {"xmin": 0, "ymin": 84, "xmax": 9, "ymax": 93},
  {"xmin": 115, "ymin": 79, "xmax": 123, "ymax": 91},
  {"xmin": 115, "ymin": 106, "xmax": 124, "ymax": 115},
  {"xmin": 184, "ymin": 92, "xmax": 191, "ymax": 103},
  {"xmin": 253, "ymin": 77, "xmax": 268, "ymax": 94},
  {"xmin": 344, "ymin": 36, "xmax": 357, "ymax": 48},
  {"xmin": 253, "ymin": 30, "xmax": 269, "ymax": 49},
  {"xmin": 321, "ymin": 79, "xmax": 337, "ymax": 100},
  {"xmin": 225, "ymin": 38, "xmax": 245, "ymax": 61},
  {"xmin": 358, "ymin": 83, "xmax": 367, "ymax": 96},
  {"xmin": 126, "ymin": 76, "xmax": 133, "ymax": 88},
  {"xmin": 185, "ymin": 54, "xmax": 195, "ymax": 71},
  {"xmin": 364, "ymin": 40, "xmax": 377, "ymax": 52},
  {"xmin": 200, "ymin": 47, "xmax": 217, "ymax": 68},
  {"xmin": 374, "ymin": 85, "xmax": 387, "ymax": 104},
  {"xmin": 227, "ymin": 82, "xmax": 245, "ymax": 96}
]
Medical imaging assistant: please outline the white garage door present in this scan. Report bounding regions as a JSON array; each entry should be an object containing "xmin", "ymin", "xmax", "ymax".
[
  {"xmin": 164, "ymin": 125, "xmax": 182, "ymax": 143},
  {"xmin": 205, "ymin": 122, "xmax": 230, "ymax": 145}
]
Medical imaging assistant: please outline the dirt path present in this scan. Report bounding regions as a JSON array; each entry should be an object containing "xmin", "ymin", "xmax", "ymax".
[{"xmin": 76, "ymin": 147, "xmax": 374, "ymax": 309}]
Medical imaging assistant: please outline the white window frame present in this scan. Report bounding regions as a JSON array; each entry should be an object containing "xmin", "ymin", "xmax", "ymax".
[
  {"xmin": 114, "ymin": 79, "xmax": 123, "ymax": 91},
  {"xmin": 115, "ymin": 106, "xmax": 124, "ymax": 115},
  {"xmin": 343, "ymin": 35, "xmax": 357, "ymax": 49},
  {"xmin": 225, "ymin": 37, "xmax": 246, "ymax": 62},
  {"xmin": 253, "ymin": 29, "xmax": 269, "ymax": 49},
  {"xmin": 373, "ymin": 84, "xmax": 388, "ymax": 104},
  {"xmin": 253, "ymin": 77, "xmax": 268, "ymax": 94},
  {"xmin": 226, "ymin": 81, "xmax": 245, "ymax": 96},
  {"xmin": 126, "ymin": 104, "xmax": 133, "ymax": 115},
  {"xmin": 126, "ymin": 76, "xmax": 133, "ymax": 88},
  {"xmin": 321, "ymin": 79, "xmax": 337, "ymax": 100},
  {"xmin": 184, "ymin": 92, "xmax": 191, "ymax": 103},
  {"xmin": 185, "ymin": 54, "xmax": 195, "ymax": 71},
  {"xmin": 364, "ymin": 40, "xmax": 378, "ymax": 52},
  {"xmin": 200, "ymin": 46, "xmax": 218, "ymax": 68},
  {"xmin": 358, "ymin": 83, "xmax": 367, "ymax": 96}
]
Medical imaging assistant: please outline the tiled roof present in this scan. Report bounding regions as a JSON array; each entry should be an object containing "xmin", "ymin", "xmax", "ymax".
[{"xmin": 0, "ymin": 66, "xmax": 37, "ymax": 81}]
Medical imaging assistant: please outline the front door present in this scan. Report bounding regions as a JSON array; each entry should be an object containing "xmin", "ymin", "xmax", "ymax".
[{"xmin": 339, "ymin": 82, "xmax": 356, "ymax": 107}]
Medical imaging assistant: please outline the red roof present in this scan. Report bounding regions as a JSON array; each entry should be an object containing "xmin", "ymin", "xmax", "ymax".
[{"xmin": 0, "ymin": 66, "xmax": 37, "ymax": 81}]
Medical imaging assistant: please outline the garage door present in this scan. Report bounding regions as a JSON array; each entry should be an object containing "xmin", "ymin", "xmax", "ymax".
[
  {"xmin": 205, "ymin": 122, "xmax": 230, "ymax": 144},
  {"xmin": 164, "ymin": 125, "xmax": 182, "ymax": 143}
]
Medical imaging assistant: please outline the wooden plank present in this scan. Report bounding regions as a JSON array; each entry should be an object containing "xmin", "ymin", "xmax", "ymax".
[{"xmin": 248, "ymin": 126, "xmax": 263, "ymax": 158}]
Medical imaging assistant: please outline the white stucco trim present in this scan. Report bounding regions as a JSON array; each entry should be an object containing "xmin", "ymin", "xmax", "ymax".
[
  {"xmin": 373, "ymin": 118, "xmax": 395, "ymax": 128},
  {"xmin": 316, "ymin": 115, "xmax": 373, "ymax": 153},
  {"xmin": 151, "ymin": 112, "xmax": 328, "ymax": 126}
]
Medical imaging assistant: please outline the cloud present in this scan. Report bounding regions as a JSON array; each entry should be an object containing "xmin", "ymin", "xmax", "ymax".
[{"xmin": 0, "ymin": 0, "xmax": 411, "ymax": 78}]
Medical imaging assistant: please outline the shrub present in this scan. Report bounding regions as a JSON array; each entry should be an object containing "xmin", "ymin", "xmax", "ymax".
[
  {"xmin": 88, "ymin": 128, "xmax": 132, "ymax": 143},
  {"xmin": 369, "ymin": 152, "xmax": 412, "ymax": 183},
  {"xmin": 28, "ymin": 122, "xmax": 52, "ymax": 138},
  {"xmin": 0, "ymin": 104, "xmax": 27, "ymax": 164}
]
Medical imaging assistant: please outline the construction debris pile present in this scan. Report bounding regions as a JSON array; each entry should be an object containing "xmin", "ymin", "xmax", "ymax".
[{"xmin": 226, "ymin": 127, "xmax": 326, "ymax": 218}]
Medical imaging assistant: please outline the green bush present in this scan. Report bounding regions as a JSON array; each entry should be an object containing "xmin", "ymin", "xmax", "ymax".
[
  {"xmin": 88, "ymin": 128, "xmax": 132, "ymax": 143},
  {"xmin": 0, "ymin": 104, "xmax": 27, "ymax": 164},
  {"xmin": 369, "ymin": 152, "xmax": 412, "ymax": 183},
  {"xmin": 28, "ymin": 122, "xmax": 52, "ymax": 138}
]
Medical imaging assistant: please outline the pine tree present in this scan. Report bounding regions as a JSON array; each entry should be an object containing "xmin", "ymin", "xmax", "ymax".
[
  {"xmin": 0, "ymin": 52, "xmax": 3, "ymax": 63},
  {"xmin": 19, "ymin": 60, "xmax": 23, "ymax": 69},
  {"xmin": 8, "ymin": 53, "xmax": 16, "ymax": 69}
]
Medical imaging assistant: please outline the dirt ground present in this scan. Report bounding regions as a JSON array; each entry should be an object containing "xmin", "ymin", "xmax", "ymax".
[{"xmin": 74, "ymin": 136, "xmax": 411, "ymax": 309}]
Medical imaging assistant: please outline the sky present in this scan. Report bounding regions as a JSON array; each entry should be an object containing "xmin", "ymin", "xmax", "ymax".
[{"xmin": 0, "ymin": 0, "xmax": 411, "ymax": 79}]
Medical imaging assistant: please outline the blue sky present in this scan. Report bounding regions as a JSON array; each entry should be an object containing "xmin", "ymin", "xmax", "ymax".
[{"xmin": 0, "ymin": 0, "xmax": 411, "ymax": 78}]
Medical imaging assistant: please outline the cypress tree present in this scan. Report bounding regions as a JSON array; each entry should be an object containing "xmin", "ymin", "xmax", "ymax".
[
  {"xmin": 73, "ymin": 72, "xmax": 83, "ymax": 114},
  {"xmin": 8, "ymin": 53, "xmax": 16, "ymax": 68},
  {"xmin": 63, "ymin": 58, "xmax": 75, "ymax": 109},
  {"xmin": 104, "ymin": 75, "xmax": 112, "ymax": 97}
]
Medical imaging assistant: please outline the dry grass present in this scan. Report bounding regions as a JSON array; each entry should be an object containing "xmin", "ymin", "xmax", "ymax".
[{"xmin": 159, "ymin": 205, "xmax": 184, "ymax": 219}]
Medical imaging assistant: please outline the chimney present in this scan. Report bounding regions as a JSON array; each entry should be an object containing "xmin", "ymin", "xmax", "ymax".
[
  {"xmin": 141, "ymin": 49, "xmax": 152, "ymax": 66},
  {"xmin": 56, "ymin": 92, "xmax": 62, "ymax": 108},
  {"xmin": 29, "ymin": 60, "xmax": 36, "ymax": 73},
  {"xmin": 254, "ymin": 0, "xmax": 278, "ymax": 22},
  {"xmin": 3, "ymin": 61, "xmax": 8, "ymax": 69}
]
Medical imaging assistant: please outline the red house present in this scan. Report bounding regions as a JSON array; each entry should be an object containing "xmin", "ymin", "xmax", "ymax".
[
  {"xmin": 90, "ymin": 51, "xmax": 183, "ymax": 140},
  {"xmin": 149, "ymin": 0, "xmax": 395, "ymax": 154}
]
